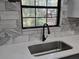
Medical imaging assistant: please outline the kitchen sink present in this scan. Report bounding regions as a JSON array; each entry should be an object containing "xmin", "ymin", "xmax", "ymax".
[{"xmin": 28, "ymin": 41, "xmax": 72, "ymax": 56}]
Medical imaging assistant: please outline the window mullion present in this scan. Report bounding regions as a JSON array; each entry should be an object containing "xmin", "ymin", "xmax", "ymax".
[
  {"xmin": 35, "ymin": 0, "xmax": 36, "ymax": 27},
  {"xmin": 22, "ymin": 5, "xmax": 58, "ymax": 8},
  {"xmin": 46, "ymin": 0, "xmax": 48, "ymax": 23}
]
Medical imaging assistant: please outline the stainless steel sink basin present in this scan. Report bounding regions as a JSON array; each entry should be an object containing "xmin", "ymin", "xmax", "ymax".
[{"xmin": 28, "ymin": 41, "xmax": 72, "ymax": 56}]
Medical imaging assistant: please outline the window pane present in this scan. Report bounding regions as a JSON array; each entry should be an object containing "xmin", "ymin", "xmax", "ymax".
[
  {"xmin": 22, "ymin": 0, "xmax": 34, "ymax": 6},
  {"xmin": 22, "ymin": 8, "xmax": 35, "ymax": 17},
  {"xmin": 23, "ymin": 18, "xmax": 35, "ymax": 27},
  {"xmin": 47, "ymin": 9, "xmax": 57, "ymax": 18},
  {"xmin": 48, "ymin": 0, "xmax": 58, "ymax": 6},
  {"xmin": 36, "ymin": 8, "xmax": 46, "ymax": 17},
  {"xmin": 47, "ymin": 18, "xmax": 57, "ymax": 25},
  {"xmin": 36, "ymin": 18, "xmax": 46, "ymax": 26},
  {"xmin": 36, "ymin": 0, "xmax": 46, "ymax": 6}
]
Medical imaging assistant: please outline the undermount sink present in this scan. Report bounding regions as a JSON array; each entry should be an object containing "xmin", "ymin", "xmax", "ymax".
[{"xmin": 28, "ymin": 41, "xmax": 72, "ymax": 56}]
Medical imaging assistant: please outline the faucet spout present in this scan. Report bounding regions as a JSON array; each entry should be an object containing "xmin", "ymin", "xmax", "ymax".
[{"xmin": 42, "ymin": 23, "xmax": 50, "ymax": 41}]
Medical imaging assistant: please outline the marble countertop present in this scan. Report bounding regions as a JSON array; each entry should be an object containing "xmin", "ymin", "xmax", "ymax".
[{"xmin": 0, "ymin": 35, "xmax": 79, "ymax": 59}]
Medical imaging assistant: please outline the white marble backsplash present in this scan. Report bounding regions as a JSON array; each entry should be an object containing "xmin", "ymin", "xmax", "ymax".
[{"xmin": 0, "ymin": 0, "xmax": 21, "ymax": 45}]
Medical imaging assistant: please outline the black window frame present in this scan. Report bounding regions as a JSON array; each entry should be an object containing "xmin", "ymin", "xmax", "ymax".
[{"xmin": 20, "ymin": 0, "xmax": 61, "ymax": 29}]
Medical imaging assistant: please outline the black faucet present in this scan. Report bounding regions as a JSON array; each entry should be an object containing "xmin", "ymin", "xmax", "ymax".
[{"xmin": 42, "ymin": 23, "xmax": 50, "ymax": 41}]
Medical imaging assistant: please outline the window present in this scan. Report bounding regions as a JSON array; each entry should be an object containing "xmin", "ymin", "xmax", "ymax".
[{"xmin": 21, "ymin": 0, "xmax": 61, "ymax": 29}]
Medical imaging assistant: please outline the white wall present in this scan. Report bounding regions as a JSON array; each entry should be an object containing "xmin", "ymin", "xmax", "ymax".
[
  {"xmin": 67, "ymin": 0, "xmax": 74, "ymax": 17},
  {"xmin": 68, "ymin": 0, "xmax": 79, "ymax": 17}
]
